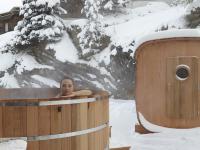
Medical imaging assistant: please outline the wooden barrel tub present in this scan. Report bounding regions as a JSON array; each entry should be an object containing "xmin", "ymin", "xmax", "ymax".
[
  {"xmin": 134, "ymin": 31, "xmax": 200, "ymax": 132},
  {"xmin": 0, "ymin": 88, "xmax": 109, "ymax": 150}
]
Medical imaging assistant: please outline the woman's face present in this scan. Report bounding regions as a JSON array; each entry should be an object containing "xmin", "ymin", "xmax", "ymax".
[{"xmin": 61, "ymin": 79, "xmax": 74, "ymax": 96}]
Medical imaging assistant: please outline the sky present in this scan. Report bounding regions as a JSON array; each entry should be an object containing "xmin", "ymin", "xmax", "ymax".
[{"xmin": 0, "ymin": 0, "xmax": 22, "ymax": 13}]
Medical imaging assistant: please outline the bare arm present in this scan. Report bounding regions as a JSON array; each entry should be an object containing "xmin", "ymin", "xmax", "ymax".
[{"xmin": 73, "ymin": 90, "xmax": 92, "ymax": 97}]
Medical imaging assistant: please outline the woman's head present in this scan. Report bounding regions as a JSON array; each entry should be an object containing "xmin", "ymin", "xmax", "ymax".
[{"xmin": 60, "ymin": 78, "xmax": 74, "ymax": 96}]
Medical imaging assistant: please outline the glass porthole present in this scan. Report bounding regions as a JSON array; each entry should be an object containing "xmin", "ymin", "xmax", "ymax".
[{"xmin": 176, "ymin": 65, "xmax": 190, "ymax": 81}]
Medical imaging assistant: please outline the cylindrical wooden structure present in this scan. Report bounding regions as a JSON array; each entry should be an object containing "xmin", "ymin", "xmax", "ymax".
[
  {"xmin": 135, "ymin": 34, "xmax": 200, "ymax": 130},
  {"xmin": 0, "ymin": 88, "xmax": 109, "ymax": 150}
]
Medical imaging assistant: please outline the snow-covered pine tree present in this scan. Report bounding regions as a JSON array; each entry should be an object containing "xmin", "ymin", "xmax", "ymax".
[
  {"xmin": 15, "ymin": 0, "xmax": 65, "ymax": 45},
  {"xmin": 170, "ymin": 0, "xmax": 193, "ymax": 6},
  {"xmin": 78, "ymin": 0, "xmax": 104, "ymax": 56},
  {"xmin": 103, "ymin": 0, "xmax": 129, "ymax": 11},
  {"xmin": 186, "ymin": 0, "xmax": 200, "ymax": 28}
]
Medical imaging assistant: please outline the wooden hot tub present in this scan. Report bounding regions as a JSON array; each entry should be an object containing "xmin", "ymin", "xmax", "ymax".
[
  {"xmin": 0, "ymin": 88, "xmax": 109, "ymax": 150},
  {"xmin": 134, "ymin": 30, "xmax": 200, "ymax": 132}
]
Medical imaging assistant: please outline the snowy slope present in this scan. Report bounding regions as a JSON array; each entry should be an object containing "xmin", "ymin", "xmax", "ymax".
[{"xmin": 86, "ymin": 2, "xmax": 187, "ymax": 65}]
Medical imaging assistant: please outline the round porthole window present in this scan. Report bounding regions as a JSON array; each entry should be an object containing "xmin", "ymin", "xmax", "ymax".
[{"xmin": 176, "ymin": 65, "xmax": 190, "ymax": 81}]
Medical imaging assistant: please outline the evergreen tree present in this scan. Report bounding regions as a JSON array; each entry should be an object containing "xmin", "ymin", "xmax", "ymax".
[
  {"xmin": 170, "ymin": 0, "xmax": 193, "ymax": 6},
  {"xmin": 186, "ymin": 0, "xmax": 200, "ymax": 28},
  {"xmin": 78, "ymin": 0, "xmax": 104, "ymax": 55},
  {"xmin": 103, "ymin": 0, "xmax": 129, "ymax": 11},
  {"xmin": 15, "ymin": 0, "xmax": 65, "ymax": 45}
]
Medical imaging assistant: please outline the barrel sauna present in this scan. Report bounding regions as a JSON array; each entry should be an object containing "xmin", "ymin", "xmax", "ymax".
[
  {"xmin": 0, "ymin": 88, "xmax": 109, "ymax": 150},
  {"xmin": 134, "ymin": 30, "xmax": 200, "ymax": 132}
]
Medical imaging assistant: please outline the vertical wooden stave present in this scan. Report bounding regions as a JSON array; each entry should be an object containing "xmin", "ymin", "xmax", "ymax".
[
  {"xmin": 71, "ymin": 96, "xmax": 88, "ymax": 150},
  {"xmin": 88, "ymin": 98, "xmax": 96, "ymax": 150},
  {"xmin": 0, "ymin": 104, "xmax": 2, "ymax": 138},
  {"xmin": 62, "ymin": 104, "xmax": 72, "ymax": 150},
  {"xmin": 27, "ymin": 99, "xmax": 39, "ymax": 150},
  {"xmin": 3, "ymin": 100, "xmax": 27, "ymax": 137},
  {"xmin": 38, "ymin": 99, "xmax": 51, "ymax": 150},
  {"xmin": 50, "ymin": 105, "xmax": 62, "ymax": 150}
]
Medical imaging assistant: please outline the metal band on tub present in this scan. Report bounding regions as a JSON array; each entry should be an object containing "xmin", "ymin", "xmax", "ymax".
[
  {"xmin": 0, "ymin": 96, "xmax": 109, "ymax": 107},
  {"xmin": 0, "ymin": 123, "xmax": 109, "ymax": 142}
]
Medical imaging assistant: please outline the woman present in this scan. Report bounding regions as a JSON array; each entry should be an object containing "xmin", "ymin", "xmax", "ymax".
[{"xmin": 59, "ymin": 78, "xmax": 92, "ymax": 98}]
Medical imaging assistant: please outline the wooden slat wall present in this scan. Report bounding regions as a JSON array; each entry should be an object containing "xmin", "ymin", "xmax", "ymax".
[
  {"xmin": 62, "ymin": 104, "xmax": 71, "ymax": 150},
  {"xmin": 71, "ymin": 95, "xmax": 88, "ymax": 150},
  {"xmin": 0, "ymin": 106, "xmax": 2, "ymax": 137},
  {"xmin": 50, "ymin": 105, "xmax": 62, "ymax": 150},
  {"xmin": 38, "ymin": 100, "xmax": 51, "ymax": 150},
  {"xmin": 3, "ymin": 100, "xmax": 27, "ymax": 137},
  {"xmin": 166, "ymin": 57, "xmax": 199, "ymax": 119},
  {"xmin": 135, "ymin": 38, "xmax": 200, "ymax": 129},
  {"xmin": 26, "ymin": 99, "xmax": 39, "ymax": 150}
]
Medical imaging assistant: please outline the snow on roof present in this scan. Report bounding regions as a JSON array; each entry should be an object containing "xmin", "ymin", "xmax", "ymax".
[
  {"xmin": 134, "ymin": 29, "xmax": 200, "ymax": 54},
  {"xmin": 0, "ymin": 0, "xmax": 22, "ymax": 13}
]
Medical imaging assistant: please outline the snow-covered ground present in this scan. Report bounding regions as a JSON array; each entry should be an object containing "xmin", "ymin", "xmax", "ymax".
[
  {"xmin": 0, "ymin": 140, "xmax": 26, "ymax": 150},
  {"xmin": 110, "ymin": 99, "xmax": 200, "ymax": 150}
]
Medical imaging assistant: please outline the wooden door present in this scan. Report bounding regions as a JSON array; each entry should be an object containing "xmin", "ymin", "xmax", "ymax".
[{"xmin": 166, "ymin": 56, "xmax": 199, "ymax": 119}]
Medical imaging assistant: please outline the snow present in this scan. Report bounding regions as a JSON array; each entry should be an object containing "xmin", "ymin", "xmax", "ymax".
[
  {"xmin": 186, "ymin": 0, "xmax": 200, "ymax": 14},
  {"xmin": 138, "ymin": 112, "xmax": 200, "ymax": 133},
  {"xmin": 0, "ymin": 73, "xmax": 20, "ymax": 88},
  {"xmin": 16, "ymin": 54, "xmax": 54, "ymax": 74},
  {"xmin": 0, "ymin": 140, "xmax": 27, "ymax": 150},
  {"xmin": 105, "ymin": 4, "xmax": 186, "ymax": 52},
  {"xmin": 110, "ymin": 99, "xmax": 137, "ymax": 148},
  {"xmin": 71, "ymin": 1, "xmax": 187, "ymax": 66},
  {"xmin": 35, "ymin": 0, "xmax": 60, "ymax": 7},
  {"xmin": 87, "ymin": 73, "xmax": 97, "ymax": 79},
  {"xmin": 0, "ymin": 0, "xmax": 22, "ymax": 13},
  {"xmin": 47, "ymin": 32, "xmax": 78, "ymax": 63},
  {"xmin": 31, "ymin": 75, "xmax": 59, "ymax": 87},
  {"xmin": 110, "ymin": 99, "xmax": 200, "ymax": 150},
  {"xmin": 133, "ymin": 29, "xmax": 200, "ymax": 55},
  {"xmin": 0, "ymin": 31, "xmax": 18, "ymax": 51}
]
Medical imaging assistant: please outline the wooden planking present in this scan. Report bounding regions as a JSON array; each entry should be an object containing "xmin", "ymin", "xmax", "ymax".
[
  {"xmin": 50, "ymin": 105, "xmax": 62, "ymax": 150},
  {"xmin": 38, "ymin": 100, "xmax": 51, "ymax": 150},
  {"xmin": 135, "ymin": 38, "xmax": 200, "ymax": 129},
  {"xmin": 135, "ymin": 124, "xmax": 153, "ymax": 134},
  {"xmin": 0, "ymin": 88, "xmax": 59, "ymax": 99},
  {"xmin": 0, "ymin": 105, "xmax": 2, "ymax": 137},
  {"xmin": 3, "ymin": 100, "xmax": 27, "ymax": 137},
  {"xmin": 71, "ymin": 95, "xmax": 88, "ymax": 150},
  {"xmin": 166, "ymin": 57, "xmax": 199, "ymax": 119},
  {"xmin": 62, "ymin": 104, "xmax": 72, "ymax": 150},
  {"xmin": 27, "ymin": 99, "xmax": 39, "ymax": 150},
  {"xmin": 88, "ymin": 98, "xmax": 96, "ymax": 150}
]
